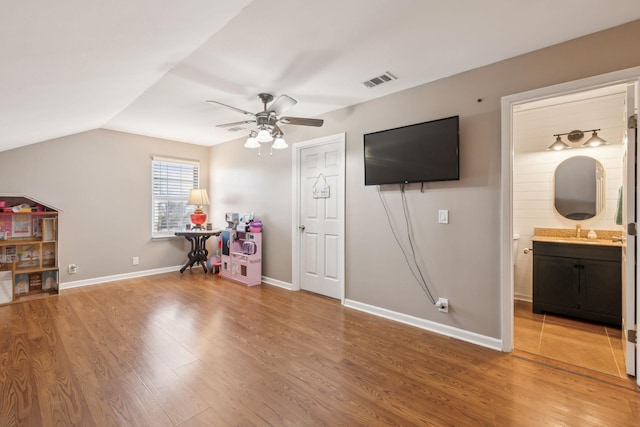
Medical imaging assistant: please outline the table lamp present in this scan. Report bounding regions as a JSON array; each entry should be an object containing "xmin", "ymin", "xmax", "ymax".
[{"xmin": 188, "ymin": 189, "xmax": 210, "ymax": 229}]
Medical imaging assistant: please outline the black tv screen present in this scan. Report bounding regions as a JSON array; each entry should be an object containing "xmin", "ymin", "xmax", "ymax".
[{"xmin": 364, "ymin": 115, "xmax": 459, "ymax": 185}]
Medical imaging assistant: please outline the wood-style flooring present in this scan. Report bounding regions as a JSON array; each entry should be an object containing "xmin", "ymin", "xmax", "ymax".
[
  {"xmin": 1, "ymin": 272, "xmax": 639, "ymax": 426},
  {"xmin": 514, "ymin": 299, "xmax": 626, "ymax": 378}
]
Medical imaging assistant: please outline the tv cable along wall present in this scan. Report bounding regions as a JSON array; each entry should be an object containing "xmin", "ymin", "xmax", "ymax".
[{"xmin": 365, "ymin": 115, "xmax": 460, "ymax": 308}]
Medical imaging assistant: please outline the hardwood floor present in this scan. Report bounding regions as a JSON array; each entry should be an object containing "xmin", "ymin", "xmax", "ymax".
[{"xmin": 1, "ymin": 272, "xmax": 639, "ymax": 426}]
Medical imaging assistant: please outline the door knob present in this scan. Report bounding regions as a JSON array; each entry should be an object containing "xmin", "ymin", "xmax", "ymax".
[{"xmin": 299, "ymin": 225, "xmax": 306, "ymax": 231}]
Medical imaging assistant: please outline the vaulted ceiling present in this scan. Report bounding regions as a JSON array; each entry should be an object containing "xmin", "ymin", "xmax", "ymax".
[{"xmin": 1, "ymin": 0, "xmax": 639, "ymax": 152}]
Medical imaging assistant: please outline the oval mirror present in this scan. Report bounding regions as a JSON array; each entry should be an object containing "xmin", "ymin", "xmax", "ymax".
[{"xmin": 554, "ymin": 156, "xmax": 605, "ymax": 220}]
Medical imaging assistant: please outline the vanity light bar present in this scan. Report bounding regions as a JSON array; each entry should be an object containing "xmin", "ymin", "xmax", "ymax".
[{"xmin": 547, "ymin": 128, "xmax": 606, "ymax": 151}]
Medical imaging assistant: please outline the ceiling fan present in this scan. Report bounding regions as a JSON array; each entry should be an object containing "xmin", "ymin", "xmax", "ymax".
[{"xmin": 206, "ymin": 93, "xmax": 324, "ymax": 144}]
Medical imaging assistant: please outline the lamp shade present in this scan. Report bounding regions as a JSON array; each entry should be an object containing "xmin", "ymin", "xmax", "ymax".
[
  {"xmin": 188, "ymin": 189, "xmax": 210, "ymax": 206},
  {"xmin": 272, "ymin": 135, "xmax": 288, "ymax": 150},
  {"xmin": 547, "ymin": 135, "xmax": 570, "ymax": 151},
  {"xmin": 583, "ymin": 130, "xmax": 607, "ymax": 147},
  {"xmin": 244, "ymin": 133, "xmax": 260, "ymax": 148},
  {"xmin": 256, "ymin": 128, "xmax": 273, "ymax": 143}
]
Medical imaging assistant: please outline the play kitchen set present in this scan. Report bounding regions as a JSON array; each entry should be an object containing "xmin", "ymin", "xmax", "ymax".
[
  {"xmin": 0, "ymin": 196, "xmax": 59, "ymax": 305},
  {"xmin": 218, "ymin": 213, "xmax": 263, "ymax": 286}
]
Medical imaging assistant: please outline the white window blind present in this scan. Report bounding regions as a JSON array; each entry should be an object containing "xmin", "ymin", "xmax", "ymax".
[{"xmin": 151, "ymin": 156, "xmax": 199, "ymax": 238}]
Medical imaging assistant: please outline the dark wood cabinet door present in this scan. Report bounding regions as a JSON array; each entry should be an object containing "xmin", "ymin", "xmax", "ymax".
[
  {"xmin": 533, "ymin": 255, "xmax": 579, "ymax": 309},
  {"xmin": 580, "ymin": 259, "xmax": 622, "ymax": 319}
]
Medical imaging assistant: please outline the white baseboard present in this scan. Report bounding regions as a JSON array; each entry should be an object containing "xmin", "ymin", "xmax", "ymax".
[
  {"xmin": 60, "ymin": 265, "xmax": 182, "ymax": 290},
  {"xmin": 61, "ymin": 272, "xmax": 500, "ymax": 352},
  {"xmin": 514, "ymin": 294, "xmax": 532, "ymax": 302},
  {"xmin": 61, "ymin": 269, "xmax": 292, "ymax": 291},
  {"xmin": 344, "ymin": 299, "xmax": 503, "ymax": 352},
  {"xmin": 261, "ymin": 276, "xmax": 293, "ymax": 290}
]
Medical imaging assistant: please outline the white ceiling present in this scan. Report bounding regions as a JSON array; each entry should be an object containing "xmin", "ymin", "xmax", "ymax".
[
  {"xmin": 514, "ymin": 84, "xmax": 629, "ymax": 153},
  {"xmin": 1, "ymin": 0, "xmax": 639, "ymax": 152}
]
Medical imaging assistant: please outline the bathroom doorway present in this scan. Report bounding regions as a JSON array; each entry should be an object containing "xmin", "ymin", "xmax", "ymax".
[{"xmin": 501, "ymin": 67, "xmax": 640, "ymax": 386}]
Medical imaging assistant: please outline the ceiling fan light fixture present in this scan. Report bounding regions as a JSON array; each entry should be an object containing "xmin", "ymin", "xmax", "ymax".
[
  {"xmin": 210, "ymin": 93, "xmax": 324, "ymax": 155},
  {"xmin": 272, "ymin": 135, "xmax": 288, "ymax": 150},
  {"xmin": 244, "ymin": 132, "xmax": 260, "ymax": 148},
  {"xmin": 256, "ymin": 128, "xmax": 273, "ymax": 143}
]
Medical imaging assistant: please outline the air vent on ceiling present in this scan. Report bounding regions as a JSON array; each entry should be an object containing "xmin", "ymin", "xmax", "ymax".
[
  {"xmin": 226, "ymin": 126, "xmax": 245, "ymax": 132},
  {"xmin": 363, "ymin": 71, "xmax": 397, "ymax": 88}
]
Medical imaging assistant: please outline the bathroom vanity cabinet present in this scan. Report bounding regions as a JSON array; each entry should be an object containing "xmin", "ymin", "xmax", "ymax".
[{"xmin": 532, "ymin": 241, "xmax": 621, "ymax": 326}]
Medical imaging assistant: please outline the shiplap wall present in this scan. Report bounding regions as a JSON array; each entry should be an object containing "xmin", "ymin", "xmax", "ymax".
[{"xmin": 513, "ymin": 91, "xmax": 626, "ymax": 300}]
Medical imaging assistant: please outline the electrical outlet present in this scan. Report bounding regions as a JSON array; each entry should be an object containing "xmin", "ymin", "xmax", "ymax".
[
  {"xmin": 436, "ymin": 297, "xmax": 449, "ymax": 313},
  {"xmin": 68, "ymin": 264, "xmax": 78, "ymax": 274},
  {"xmin": 132, "ymin": 256, "xmax": 139, "ymax": 265}
]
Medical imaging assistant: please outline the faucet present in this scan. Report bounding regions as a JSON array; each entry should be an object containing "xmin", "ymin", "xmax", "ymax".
[{"xmin": 576, "ymin": 223, "xmax": 581, "ymax": 238}]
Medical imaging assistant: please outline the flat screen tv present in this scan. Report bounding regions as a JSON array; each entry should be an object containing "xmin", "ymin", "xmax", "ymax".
[{"xmin": 364, "ymin": 115, "xmax": 459, "ymax": 186}]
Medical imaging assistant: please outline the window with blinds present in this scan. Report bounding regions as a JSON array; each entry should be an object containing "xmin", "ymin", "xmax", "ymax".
[{"xmin": 151, "ymin": 156, "xmax": 199, "ymax": 238}]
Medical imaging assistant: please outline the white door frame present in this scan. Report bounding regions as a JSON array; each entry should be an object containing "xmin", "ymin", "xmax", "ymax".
[
  {"xmin": 291, "ymin": 133, "xmax": 346, "ymax": 302},
  {"xmin": 500, "ymin": 66, "xmax": 640, "ymax": 354}
]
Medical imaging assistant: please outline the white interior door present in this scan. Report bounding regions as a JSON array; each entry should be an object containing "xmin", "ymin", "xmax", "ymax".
[
  {"xmin": 294, "ymin": 134, "xmax": 345, "ymax": 300},
  {"xmin": 622, "ymin": 82, "xmax": 639, "ymax": 380}
]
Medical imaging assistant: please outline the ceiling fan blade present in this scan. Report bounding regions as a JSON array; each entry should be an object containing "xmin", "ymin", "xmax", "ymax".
[
  {"xmin": 206, "ymin": 100, "xmax": 255, "ymax": 117},
  {"xmin": 216, "ymin": 120, "xmax": 256, "ymax": 128},
  {"xmin": 269, "ymin": 94, "xmax": 297, "ymax": 115},
  {"xmin": 279, "ymin": 116, "xmax": 324, "ymax": 127}
]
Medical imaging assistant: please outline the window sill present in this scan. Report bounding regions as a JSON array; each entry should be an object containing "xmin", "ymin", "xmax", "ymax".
[{"xmin": 152, "ymin": 233, "xmax": 181, "ymax": 240}]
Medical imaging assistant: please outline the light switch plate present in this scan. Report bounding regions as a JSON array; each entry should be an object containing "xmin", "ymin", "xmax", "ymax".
[{"xmin": 438, "ymin": 209, "xmax": 449, "ymax": 224}]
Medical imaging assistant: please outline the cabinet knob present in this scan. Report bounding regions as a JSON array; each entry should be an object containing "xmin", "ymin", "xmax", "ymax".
[{"xmin": 299, "ymin": 225, "xmax": 306, "ymax": 232}]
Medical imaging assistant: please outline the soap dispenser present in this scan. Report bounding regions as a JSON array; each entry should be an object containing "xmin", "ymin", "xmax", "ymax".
[{"xmin": 587, "ymin": 229, "xmax": 597, "ymax": 239}]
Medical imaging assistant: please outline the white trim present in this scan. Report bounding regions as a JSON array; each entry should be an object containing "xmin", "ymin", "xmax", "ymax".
[
  {"xmin": 291, "ymin": 145, "xmax": 301, "ymax": 291},
  {"xmin": 150, "ymin": 155, "xmax": 200, "ymax": 166},
  {"xmin": 60, "ymin": 265, "xmax": 182, "ymax": 289},
  {"xmin": 513, "ymin": 294, "xmax": 532, "ymax": 303},
  {"xmin": 344, "ymin": 299, "xmax": 502, "ymax": 351},
  {"xmin": 291, "ymin": 133, "xmax": 346, "ymax": 302},
  {"xmin": 500, "ymin": 92, "xmax": 516, "ymax": 353},
  {"xmin": 261, "ymin": 276, "xmax": 293, "ymax": 290},
  {"xmin": 61, "ymin": 268, "xmax": 294, "ymax": 292},
  {"xmin": 500, "ymin": 66, "xmax": 640, "ymax": 353}
]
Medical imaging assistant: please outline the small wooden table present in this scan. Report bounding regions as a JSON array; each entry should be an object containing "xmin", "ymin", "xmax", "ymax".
[{"xmin": 175, "ymin": 229, "xmax": 221, "ymax": 273}]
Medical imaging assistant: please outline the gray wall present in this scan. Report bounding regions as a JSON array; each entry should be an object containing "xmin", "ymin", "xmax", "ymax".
[
  {"xmin": 0, "ymin": 129, "xmax": 209, "ymax": 283},
  {"xmin": 208, "ymin": 140, "xmax": 293, "ymax": 282},
  {"xmin": 210, "ymin": 20, "xmax": 640, "ymax": 339},
  {"xmin": 1, "ymin": 20, "xmax": 638, "ymax": 340}
]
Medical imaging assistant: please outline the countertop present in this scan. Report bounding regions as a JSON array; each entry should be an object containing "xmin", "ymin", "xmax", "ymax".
[
  {"xmin": 531, "ymin": 235, "xmax": 623, "ymax": 247},
  {"xmin": 532, "ymin": 227, "xmax": 624, "ymax": 247}
]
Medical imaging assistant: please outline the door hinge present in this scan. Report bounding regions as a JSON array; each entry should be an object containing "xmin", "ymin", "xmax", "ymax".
[
  {"xmin": 628, "ymin": 222, "xmax": 637, "ymax": 236},
  {"xmin": 629, "ymin": 329, "xmax": 637, "ymax": 344},
  {"xmin": 629, "ymin": 114, "xmax": 637, "ymax": 129}
]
